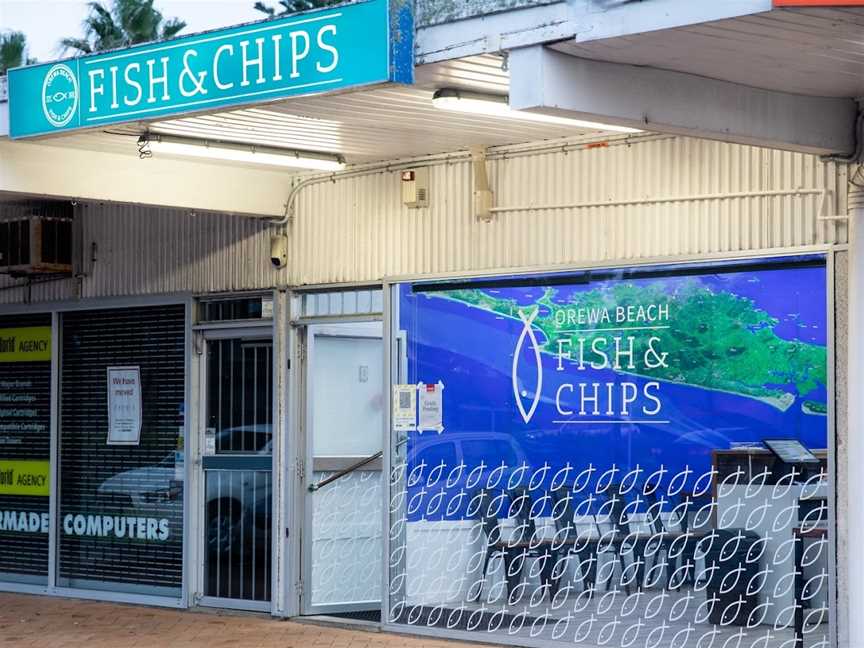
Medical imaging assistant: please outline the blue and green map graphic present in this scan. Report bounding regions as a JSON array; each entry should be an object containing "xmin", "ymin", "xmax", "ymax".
[{"xmin": 400, "ymin": 259, "xmax": 827, "ymax": 519}]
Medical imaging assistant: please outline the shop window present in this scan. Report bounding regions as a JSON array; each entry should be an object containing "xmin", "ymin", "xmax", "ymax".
[
  {"xmin": 57, "ymin": 306, "xmax": 185, "ymax": 597},
  {"xmin": 462, "ymin": 439, "xmax": 519, "ymax": 469},
  {"xmin": 299, "ymin": 289, "xmax": 383, "ymax": 319},
  {"xmin": 0, "ymin": 314, "xmax": 51, "ymax": 585},
  {"xmin": 413, "ymin": 441, "xmax": 457, "ymax": 473},
  {"xmin": 311, "ymin": 333, "xmax": 383, "ymax": 459},
  {"xmin": 207, "ymin": 339, "xmax": 273, "ymax": 456},
  {"xmin": 199, "ymin": 296, "xmax": 272, "ymax": 323},
  {"xmin": 389, "ymin": 256, "xmax": 831, "ymax": 648}
]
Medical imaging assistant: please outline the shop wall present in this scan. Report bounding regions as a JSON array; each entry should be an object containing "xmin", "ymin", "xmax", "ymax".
[
  {"xmin": 0, "ymin": 203, "xmax": 279, "ymax": 305},
  {"xmin": 291, "ymin": 136, "xmax": 847, "ymax": 285},
  {"xmin": 0, "ymin": 134, "xmax": 847, "ymax": 306}
]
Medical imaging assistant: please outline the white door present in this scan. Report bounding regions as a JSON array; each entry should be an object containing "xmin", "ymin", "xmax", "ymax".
[{"xmin": 301, "ymin": 323, "xmax": 384, "ymax": 617}]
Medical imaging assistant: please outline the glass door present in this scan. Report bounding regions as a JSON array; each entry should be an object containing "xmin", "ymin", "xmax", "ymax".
[
  {"xmin": 301, "ymin": 323, "xmax": 384, "ymax": 619},
  {"xmin": 200, "ymin": 333, "xmax": 273, "ymax": 610}
]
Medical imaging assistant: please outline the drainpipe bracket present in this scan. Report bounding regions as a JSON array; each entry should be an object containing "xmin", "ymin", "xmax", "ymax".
[{"xmin": 471, "ymin": 146, "xmax": 495, "ymax": 222}]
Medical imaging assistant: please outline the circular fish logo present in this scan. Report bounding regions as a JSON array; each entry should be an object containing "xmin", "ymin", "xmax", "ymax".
[{"xmin": 41, "ymin": 64, "xmax": 78, "ymax": 128}]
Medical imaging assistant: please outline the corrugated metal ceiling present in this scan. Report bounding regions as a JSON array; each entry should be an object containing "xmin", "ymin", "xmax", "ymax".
[
  {"xmin": 38, "ymin": 55, "xmax": 616, "ymax": 165},
  {"xmin": 553, "ymin": 7, "xmax": 864, "ymax": 98}
]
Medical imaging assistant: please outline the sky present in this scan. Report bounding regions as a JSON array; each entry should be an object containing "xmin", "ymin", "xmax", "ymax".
[{"xmin": 1, "ymin": 0, "xmax": 264, "ymax": 62}]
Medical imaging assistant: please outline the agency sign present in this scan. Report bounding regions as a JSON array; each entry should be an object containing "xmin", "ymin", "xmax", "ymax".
[
  {"xmin": 0, "ymin": 460, "xmax": 49, "ymax": 497},
  {"xmin": 8, "ymin": 0, "xmax": 413, "ymax": 139},
  {"xmin": 0, "ymin": 327, "xmax": 51, "ymax": 363}
]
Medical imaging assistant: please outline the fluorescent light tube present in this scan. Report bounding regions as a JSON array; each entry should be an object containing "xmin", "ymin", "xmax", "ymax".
[
  {"xmin": 432, "ymin": 89, "xmax": 641, "ymax": 134},
  {"xmin": 140, "ymin": 134, "xmax": 345, "ymax": 171}
]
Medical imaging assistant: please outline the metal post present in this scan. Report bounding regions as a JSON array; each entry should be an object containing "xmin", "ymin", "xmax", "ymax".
[
  {"xmin": 283, "ymin": 290, "xmax": 302, "ymax": 618},
  {"xmin": 846, "ymin": 185, "xmax": 864, "ymax": 648},
  {"xmin": 47, "ymin": 311, "xmax": 60, "ymax": 592},
  {"xmin": 381, "ymin": 282, "xmax": 392, "ymax": 627},
  {"xmin": 272, "ymin": 288, "xmax": 290, "ymax": 616},
  {"xmin": 181, "ymin": 298, "xmax": 195, "ymax": 608}
]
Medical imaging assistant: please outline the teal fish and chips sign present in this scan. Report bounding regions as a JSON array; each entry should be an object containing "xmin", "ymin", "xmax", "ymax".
[{"xmin": 8, "ymin": 0, "xmax": 413, "ymax": 139}]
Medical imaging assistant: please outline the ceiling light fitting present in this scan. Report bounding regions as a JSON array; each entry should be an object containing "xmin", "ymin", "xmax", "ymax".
[
  {"xmin": 138, "ymin": 134, "xmax": 346, "ymax": 171},
  {"xmin": 432, "ymin": 88, "xmax": 641, "ymax": 134}
]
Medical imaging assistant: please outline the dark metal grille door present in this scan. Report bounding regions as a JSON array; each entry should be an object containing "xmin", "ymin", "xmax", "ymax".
[
  {"xmin": 58, "ymin": 306, "xmax": 185, "ymax": 595},
  {"xmin": 205, "ymin": 469, "xmax": 272, "ymax": 601},
  {"xmin": 0, "ymin": 314, "xmax": 51, "ymax": 584},
  {"xmin": 203, "ymin": 338, "xmax": 273, "ymax": 603}
]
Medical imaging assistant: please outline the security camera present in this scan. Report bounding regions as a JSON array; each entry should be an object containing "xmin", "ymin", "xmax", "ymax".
[{"xmin": 270, "ymin": 235, "xmax": 288, "ymax": 269}]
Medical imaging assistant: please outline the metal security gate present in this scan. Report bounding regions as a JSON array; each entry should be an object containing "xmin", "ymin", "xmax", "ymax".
[
  {"xmin": 198, "ymin": 329, "xmax": 273, "ymax": 611},
  {"xmin": 58, "ymin": 306, "xmax": 186, "ymax": 597}
]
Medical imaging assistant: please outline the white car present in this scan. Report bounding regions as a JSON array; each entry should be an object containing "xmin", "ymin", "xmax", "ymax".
[{"xmin": 97, "ymin": 424, "xmax": 272, "ymax": 553}]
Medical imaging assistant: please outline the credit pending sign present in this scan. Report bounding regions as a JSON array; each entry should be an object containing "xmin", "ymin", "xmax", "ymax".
[{"xmin": 8, "ymin": 0, "xmax": 413, "ymax": 138}]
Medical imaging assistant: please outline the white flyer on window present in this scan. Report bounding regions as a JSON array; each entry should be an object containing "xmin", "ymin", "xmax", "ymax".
[
  {"xmin": 204, "ymin": 428, "xmax": 217, "ymax": 456},
  {"xmin": 174, "ymin": 450, "xmax": 185, "ymax": 481},
  {"xmin": 106, "ymin": 366, "xmax": 142, "ymax": 445},
  {"xmin": 261, "ymin": 296, "xmax": 274, "ymax": 319},
  {"xmin": 392, "ymin": 384, "xmax": 417, "ymax": 432},
  {"xmin": 418, "ymin": 381, "xmax": 444, "ymax": 434}
]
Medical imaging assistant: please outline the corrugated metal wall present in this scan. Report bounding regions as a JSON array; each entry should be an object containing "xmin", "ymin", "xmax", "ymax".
[
  {"xmin": 0, "ymin": 204, "xmax": 277, "ymax": 305},
  {"xmin": 0, "ymin": 135, "xmax": 847, "ymax": 305},
  {"xmin": 79, "ymin": 204, "xmax": 276, "ymax": 296},
  {"xmin": 291, "ymin": 136, "xmax": 847, "ymax": 285}
]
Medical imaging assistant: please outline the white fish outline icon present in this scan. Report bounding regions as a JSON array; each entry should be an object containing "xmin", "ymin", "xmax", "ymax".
[{"xmin": 512, "ymin": 308, "xmax": 543, "ymax": 424}]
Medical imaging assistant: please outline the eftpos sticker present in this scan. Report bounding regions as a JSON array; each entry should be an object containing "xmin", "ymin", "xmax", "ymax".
[{"xmin": 392, "ymin": 385, "xmax": 417, "ymax": 432}]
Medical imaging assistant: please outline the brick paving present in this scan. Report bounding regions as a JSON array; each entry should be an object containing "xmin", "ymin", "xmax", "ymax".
[{"xmin": 0, "ymin": 593, "xmax": 491, "ymax": 648}]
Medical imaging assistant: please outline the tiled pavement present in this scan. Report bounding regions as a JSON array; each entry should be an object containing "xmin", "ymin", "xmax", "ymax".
[{"xmin": 0, "ymin": 593, "xmax": 489, "ymax": 648}]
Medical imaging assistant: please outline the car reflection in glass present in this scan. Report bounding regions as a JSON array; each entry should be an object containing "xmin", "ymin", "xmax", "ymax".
[
  {"xmin": 97, "ymin": 424, "xmax": 272, "ymax": 554},
  {"xmin": 407, "ymin": 432, "xmax": 528, "ymax": 520}
]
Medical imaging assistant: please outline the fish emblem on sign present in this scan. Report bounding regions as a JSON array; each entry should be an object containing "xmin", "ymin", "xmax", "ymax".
[
  {"xmin": 512, "ymin": 309, "xmax": 543, "ymax": 424},
  {"xmin": 41, "ymin": 64, "xmax": 78, "ymax": 128}
]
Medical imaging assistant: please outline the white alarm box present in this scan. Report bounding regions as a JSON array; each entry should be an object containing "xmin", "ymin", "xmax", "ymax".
[{"xmin": 401, "ymin": 168, "xmax": 430, "ymax": 208}]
